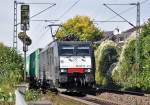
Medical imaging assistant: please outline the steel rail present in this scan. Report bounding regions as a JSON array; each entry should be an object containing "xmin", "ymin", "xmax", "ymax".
[
  {"xmin": 59, "ymin": 93, "xmax": 119, "ymax": 105},
  {"xmin": 59, "ymin": 93, "xmax": 100, "ymax": 105},
  {"xmin": 86, "ymin": 95, "xmax": 122, "ymax": 105}
]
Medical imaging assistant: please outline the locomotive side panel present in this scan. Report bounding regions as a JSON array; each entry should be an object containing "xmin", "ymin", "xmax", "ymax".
[
  {"xmin": 35, "ymin": 49, "xmax": 41, "ymax": 79},
  {"xmin": 47, "ymin": 47, "xmax": 55, "ymax": 85},
  {"xmin": 39, "ymin": 50, "xmax": 46, "ymax": 80},
  {"xmin": 39, "ymin": 41, "xmax": 59, "ymax": 88},
  {"xmin": 47, "ymin": 42, "xmax": 59, "ymax": 87}
]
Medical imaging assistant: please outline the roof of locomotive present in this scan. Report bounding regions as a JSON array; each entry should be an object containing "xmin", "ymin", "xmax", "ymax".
[
  {"xmin": 40, "ymin": 40, "xmax": 92, "ymax": 53},
  {"xmin": 58, "ymin": 41, "xmax": 92, "ymax": 44}
]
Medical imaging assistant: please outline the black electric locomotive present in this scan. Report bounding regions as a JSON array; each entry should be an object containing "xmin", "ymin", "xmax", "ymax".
[{"xmin": 27, "ymin": 41, "xmax": 95, "ymax": 91}]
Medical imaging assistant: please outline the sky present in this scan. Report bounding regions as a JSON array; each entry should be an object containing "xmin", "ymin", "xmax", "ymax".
[{"xmin": 0, "ymin": 0, "xmax": 150, "ymax": 55}]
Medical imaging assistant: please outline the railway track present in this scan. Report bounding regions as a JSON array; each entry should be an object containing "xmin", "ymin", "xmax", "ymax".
[
  {"xmin": 95, "ymin": 87, "xmax": 148, "ymax": 97},
  {"xmin": 59, "ymin": 93, "xmax": 120, "ymax": 105},
  {"xmin": 85, "ymin": 95, "xmax": 122, "ymax": 105},
  {"xmin": 56, "ymin": 86, "xmax": 149, "ymax": 105}
]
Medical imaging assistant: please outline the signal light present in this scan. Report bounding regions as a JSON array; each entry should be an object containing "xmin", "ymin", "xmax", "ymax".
[
  {"xmin": 21, "ymin": 5, "xmax": 30, "ymax": 30},
  {"xmin": 18, "ymin": 32, "xmax": 32, "ymax": 46}
]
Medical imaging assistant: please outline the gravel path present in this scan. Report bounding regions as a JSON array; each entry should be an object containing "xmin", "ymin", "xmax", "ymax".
[{"xmin": 97, "ymin": 92, "xmax": 150, "ymax": 105}]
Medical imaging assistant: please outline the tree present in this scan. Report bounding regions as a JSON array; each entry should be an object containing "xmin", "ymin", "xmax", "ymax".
[
  {"xmin": 139, "ymin": 18, "xmax": 150, "ymax": 92},
  {"xmin": 0, "ymin": 43, "xmax": 23, "ymax": 101},
  {"xmin": 141, "ymin": 18, "xmax": 150, "ymax": 72},
  {"xmin": 112, "ymin": 18, "xmax": 150, "ymax": 92},
  {"xmin": 95, "ymin": 40, "xmax": 119, "ymax": 86},
  {"xmin": 112, "ymin": 34, "xmax": 137, "ymax": 90},
  {"xmin": 56, "ymin": 16, "xmax": 103, "ymax": 41}
]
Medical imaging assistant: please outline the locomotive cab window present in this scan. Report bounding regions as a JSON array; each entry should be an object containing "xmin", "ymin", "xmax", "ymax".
[
  {"xmin": 59, "ymin": 46, "xmax": 74, "ymax": 55},
  {"xmin": 76, "ymin": 46, "xmax": 90, "ymax": 55}
]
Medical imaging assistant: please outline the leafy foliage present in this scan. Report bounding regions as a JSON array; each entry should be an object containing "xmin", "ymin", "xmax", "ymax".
[
  {"xmin": 112, "ymin": 34, "xmax": 137, "ymax": 89},
  {"xmin": 140, "ymin": 18, "xmax": 150, "ymax": 92},
  {"xmin": 24, "ymin": 90, "xmax": 41, "ymax": 101},
  {"xmin": 95, "ymin": 40, "xmax": 120, "ymax": 86},
  {"xmin": 141, "ymin": 18, "xmax": 150, "ymax": 72},
  {"xmin": 0, "ymin": 43, "xmax": 23, "ymax": 102},
  {"xmin": 112, "ymin": 19, "xmax": 150, "ymax": 92},
  {"xmin": 56, "ymin": 16, "xmax": 103, "ymax": 41}
]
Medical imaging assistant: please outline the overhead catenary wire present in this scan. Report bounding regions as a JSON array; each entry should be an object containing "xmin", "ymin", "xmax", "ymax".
[
  {"xmin": 100, "ymin": 0, "xmax": 149, "ymax": 26},
  {"xmin": 31, "ymin": 19, "xmax": 59, "ymax": 22},
  {"xmin": 141, "ymin": 0, "xmax": 149, "ymax": 4},
  {"xmin": 94, "ymin": 3, "xmax": 137, "ymax": 25},
  {"xmin": 93, "ymin": 2, "xmax": 137, "ymax": 24},
  {"xmin": 57, "ymin": 0, "xmax": 81, "ymax": 20},
  {"xmin": 14, "ymin": 2, "xmax": 56, "ymax": 26},
  {"xmin": 103, "ymin": 0, "xmax": 149, "ymax": 5},
  {"xmin": 46, "ymin": 0, "xmax": 81, "ymax": 41},
  {"xmin": 18, "ymin": 2, "xmax": 56, "ymax": 53},
  {"xmin": 94, "ymin": 0, "xmax": 149, "ymax": 24},
  {"xmin": 28, "ymin": 0, "xmax": 150, "ymax": 52},
  {"xmin": 107, "ymin": 0, "xmax": 150, "ymax": 18},
  {"xmin": 104, "ymin": 6, "xmax": 136, "ymax": 21},
  {"xmin": 103, "ymin": 3, "xmax": 136, "ymax": 28},
  {"xmin": 25, "ymin": 3, "xmax": 55, "ymax": 5},
  {"xmin": 93, "ymin": 20, "xmax": 126, "ymax": 23},
  {"xmin": 93, "ymin": 6, "xmax": 136, "ymax": 22},
  {"xmin": 30, "ymin": 3, "xmax": 56, "ymax": 19},
  {"xmin": 29, "ymin": 28, "xmax": 50, "ymax": 51}
]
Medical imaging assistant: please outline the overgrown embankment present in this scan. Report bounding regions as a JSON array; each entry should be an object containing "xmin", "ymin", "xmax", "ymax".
[
  {"xmin": 95, "ymin": 40, "xmax": 120, "ymax": 87},
  {"xmin": 0, "ymin": 43, "xmax": 23, "ymax": 103},
  {"xmin": 95, "ymin": 19, "xmax": 150, "ymax": 93},
  {"xmin": 112, "ymin": 19, "xmax": 150, "ymax": 92}
]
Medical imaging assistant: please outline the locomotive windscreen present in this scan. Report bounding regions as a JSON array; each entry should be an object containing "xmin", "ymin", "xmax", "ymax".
[
  {"xmin": 76, "ymin": 46, "xmax": 90, "ymax": 55},
  {"xmin": 59, "ymin": 45, "xmax": 74, "ymax": 55},
  {"xmin": 59, "ymin": 43, "xmax": 91, "ymax": 56}
]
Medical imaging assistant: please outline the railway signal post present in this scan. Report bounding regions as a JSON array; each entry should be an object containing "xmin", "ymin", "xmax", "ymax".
[{"xmin": 19, "ymin": 4, "xmax": 31, "ymax": 81}]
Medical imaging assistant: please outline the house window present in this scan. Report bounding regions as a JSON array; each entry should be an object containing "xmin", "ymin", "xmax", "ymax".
[{"xmin": 119, "ymin": 37, "xmax": 124, "ymax": 42}]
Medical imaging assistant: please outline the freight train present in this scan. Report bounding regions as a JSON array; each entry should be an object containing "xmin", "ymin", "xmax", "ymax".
[{"xmin": 26, "ymin": 41, "xmax": 95, "ymax": 91}]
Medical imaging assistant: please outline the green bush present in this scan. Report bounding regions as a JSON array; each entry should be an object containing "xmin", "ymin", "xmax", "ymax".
[
  {"xmin": 112, "ymin": 19, "xmax": 150, "ymax": 92},
  {"xmin": 95, "ymin": 40, "xmax": 120, "ymax": 86},
  {"xmin": 112, "ymin": 34, "xmax": 136, "ymax": 85},
  {"xmin": 24, "ymin": 90, "xmax": 41, "ymax": 101},
  {"xmin": 0, "ymin": 43, "xmax": 23, "ymax": 102}
]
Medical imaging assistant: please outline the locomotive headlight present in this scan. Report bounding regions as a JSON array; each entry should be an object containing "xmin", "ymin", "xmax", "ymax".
[
  {"xmin": 85, "ymin": 69, "xmax": 91, "ymax": 73},
  {"xmin": 60, "ymin": 69, "xmax": 67, "ymax": 73}
]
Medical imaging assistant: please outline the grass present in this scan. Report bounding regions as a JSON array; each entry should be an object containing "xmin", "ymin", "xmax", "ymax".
[{"xmin": 32, "ymin": 91, "xmax": 86, "ymax": 105}]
